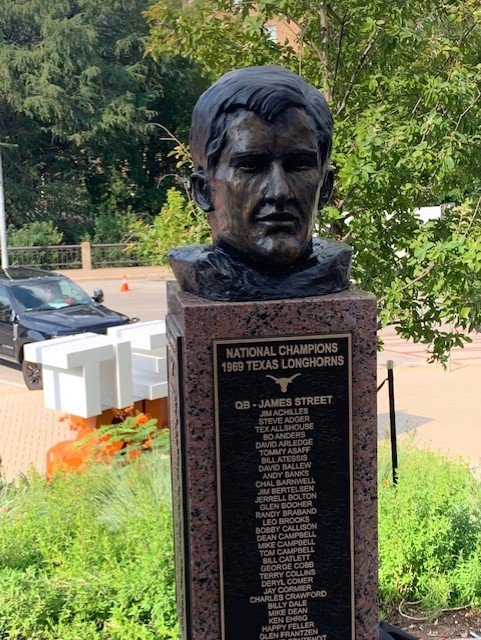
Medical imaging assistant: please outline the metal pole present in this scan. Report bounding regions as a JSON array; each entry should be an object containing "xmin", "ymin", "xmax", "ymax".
[
  {"xmin": 387, "ymin": 360, "xmax": 398, "ymax": 485},
  {"xmin": 0, "ymin": 146, "xmax": 9, "ymax": 269}
]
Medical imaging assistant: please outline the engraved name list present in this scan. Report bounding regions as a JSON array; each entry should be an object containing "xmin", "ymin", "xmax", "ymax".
[{"xmin": 214, "ymin": 335, "xmax": 354, "ymax": 640}]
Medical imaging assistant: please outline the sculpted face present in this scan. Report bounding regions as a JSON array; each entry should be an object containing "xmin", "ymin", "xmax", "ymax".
[{"xmin": 193, "ymin": 107, "xmax": 332, "ymax": 267}]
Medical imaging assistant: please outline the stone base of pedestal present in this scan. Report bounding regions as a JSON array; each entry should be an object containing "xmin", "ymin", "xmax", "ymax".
[{"xmin": 167, "ymin": 282, "xmax": 378, "ymax": 640}]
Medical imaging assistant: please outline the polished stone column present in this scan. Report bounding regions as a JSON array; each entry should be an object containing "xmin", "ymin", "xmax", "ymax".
[{"xmin": 167, "ymin": 281, "xmax": 377, "ymax": 640}]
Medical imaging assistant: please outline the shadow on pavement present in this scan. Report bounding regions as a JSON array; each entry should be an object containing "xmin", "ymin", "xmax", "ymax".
[{"xmin": 378, "ymin": 411, "xmax": 432, "ymax": 439}]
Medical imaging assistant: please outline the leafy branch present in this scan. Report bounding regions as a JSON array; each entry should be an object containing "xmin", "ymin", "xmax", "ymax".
[{"xmin": 336, "ymin": 33, "xmax": 378, "ymax": 116}]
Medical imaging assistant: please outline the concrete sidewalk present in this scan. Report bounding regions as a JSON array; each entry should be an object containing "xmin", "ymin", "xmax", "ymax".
[
  {"xmin": 378, "ymin": 325, "xmax": 481, "ymax": 368},
  {"xmin": 377, "ymin": 363, "xmax": 481, "ymax": 469},
  {"xmin": 0, "ymin": 389, "xmax": 66, "ymax": 480},
  {"xmin": 377, "ymin": 327, "xmax": 481, "ymax": 468},
  {"xmin": 1, "ymin": 324, "xmax": 481, "ymax": 482}
]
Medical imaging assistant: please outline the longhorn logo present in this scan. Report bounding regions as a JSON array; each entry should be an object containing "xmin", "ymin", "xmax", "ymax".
[{"xmin": 266, "ymin": 373, "xmax": 301, "ymax": 393}]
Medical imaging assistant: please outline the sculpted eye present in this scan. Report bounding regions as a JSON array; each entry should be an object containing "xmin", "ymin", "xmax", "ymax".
[
  {"xmin": 285, "ymin": 153, "xmax": 318, "ymax": 172},
  {"xmin": 233, "ymin": 155, "xmax": 268, "ymax": 173}
]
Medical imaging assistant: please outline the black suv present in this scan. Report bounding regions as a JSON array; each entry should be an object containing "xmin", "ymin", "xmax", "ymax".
[{"xmin": 0, "ymin": 266, "xmax": 132, "ymax": 390}]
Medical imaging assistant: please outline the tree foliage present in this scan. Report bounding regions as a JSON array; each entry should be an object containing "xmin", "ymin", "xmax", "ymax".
[
  {"xmin": 8, "ymin": 221, "xmax": 63, "ymax": 247},
  {"xmin": 0, "ymin": 0, "xmax": 208, "ymax": 242},
  {"xmin": 127, "ymin": 187, "xmax": 210, "ymax": 264},
  {"xmin": 146, "ymin": 0, "xmax": 481, "ymax": 361}
]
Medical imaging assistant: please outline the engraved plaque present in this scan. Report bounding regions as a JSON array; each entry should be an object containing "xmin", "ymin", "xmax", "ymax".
[{"xmin": 214, "ymin": 334, "xmax": 353, "ymax": 640}]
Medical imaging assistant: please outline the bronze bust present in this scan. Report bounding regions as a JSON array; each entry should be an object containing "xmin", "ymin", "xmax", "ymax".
[{"xmin": 168, "ymin": 65, "xmax": 352, "ymax": 301}]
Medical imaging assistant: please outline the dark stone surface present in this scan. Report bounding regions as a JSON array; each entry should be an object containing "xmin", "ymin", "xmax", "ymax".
[
  {"xmin": 166, "ymin": 63, "xmax": 381, "ymax": 640},
  {"xmin": 168, "ymin": 237, "xmax": 352, "ymax": 301},
  {"xmin": 167, "ymin": 284, "xmax": 378, "ymax": 640}
]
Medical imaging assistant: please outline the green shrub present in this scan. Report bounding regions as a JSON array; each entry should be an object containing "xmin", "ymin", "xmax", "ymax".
[
  {"xmin": 2, "ymin": 440, "xmax": 480, "ymax": 637},
  {"xmin": 127, "ymin": 187, "xmax": 210, "ymax": 264},
  {"xmin": 8, "ymin": 221, "xmax": 64, "ymax": 247},
  {"xmin": 0, "ymin": 454, "xmax": 177, "ymax": 639},
  {"xmin": 91, "ymin": 209, "xmax": 137, "ymax": 244},
  {"xmin": 8, "ymin": 221, "xmax": 65, "ymax": 269},
  {"xmin": 379, "ymin": 443, "xmax": 481, "ymax": 611}
]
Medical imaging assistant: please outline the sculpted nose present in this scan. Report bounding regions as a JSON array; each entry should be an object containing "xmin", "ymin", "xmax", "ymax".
[{"xmin": 264, "ymin": 163, "xmax": 291, "ymax": 204}]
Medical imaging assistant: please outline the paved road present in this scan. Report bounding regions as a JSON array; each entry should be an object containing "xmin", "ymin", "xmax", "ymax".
[{"xmin": 0, "ymin": 274, "xmax": 169, "ymax": 392}]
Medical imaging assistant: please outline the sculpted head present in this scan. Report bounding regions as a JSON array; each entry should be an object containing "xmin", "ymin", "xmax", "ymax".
[{"xmin": 190, "ymin": 66, "xmax": 334, "ymax": 267}]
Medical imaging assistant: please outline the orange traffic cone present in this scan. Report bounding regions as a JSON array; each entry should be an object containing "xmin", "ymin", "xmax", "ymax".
[{"xmin": 120, "ymin": 274, "xmax": 130, "ymax": 292}]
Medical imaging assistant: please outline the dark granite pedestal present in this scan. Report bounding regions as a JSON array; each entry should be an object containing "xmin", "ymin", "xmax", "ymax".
[{"xmin": 167, "ymin": 282, "xmax": 378, "ymax": 640}]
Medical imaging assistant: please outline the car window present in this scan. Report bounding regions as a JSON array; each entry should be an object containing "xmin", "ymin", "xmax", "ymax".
[
  {"xmin": 0, "ymin": 285, "xmax": 11, "ymax": 311},
  {"xmin": 10, "ymin": 279, "xmax": 92, "ymax": 312},
  {"xmin": 58, "ymin": 279, "xmax": 90, "ymax": 302}
]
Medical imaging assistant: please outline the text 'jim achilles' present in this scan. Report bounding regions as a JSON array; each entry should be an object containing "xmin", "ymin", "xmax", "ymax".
[{"xmin": 214, "ymin": 334, "xmax": 354, "ymax": 640}]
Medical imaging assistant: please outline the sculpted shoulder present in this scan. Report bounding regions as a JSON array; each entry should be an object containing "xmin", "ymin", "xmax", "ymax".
[{"xmin": 168, "ymin": 237, "xmax": 352, "ymax": 302}]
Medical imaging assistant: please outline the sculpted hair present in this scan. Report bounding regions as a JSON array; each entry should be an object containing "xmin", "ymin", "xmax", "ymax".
[{"xmin": 190, "ymin": 66, "xmax": 333, "ymax": 173}]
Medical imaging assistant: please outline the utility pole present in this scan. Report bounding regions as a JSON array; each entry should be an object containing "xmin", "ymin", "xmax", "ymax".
[
  {"xmin": 0, "ymin": 142, "xmax": 18, "ymax": 270},
  {"xmin": 0, "ymin": 144, "xmax": 8, "ymax": 269}
]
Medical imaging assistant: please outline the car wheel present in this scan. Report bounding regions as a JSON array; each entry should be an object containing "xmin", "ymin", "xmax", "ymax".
[{"xmin": 22, "ymin": 359, "xmax": 43, "ymax": 390}]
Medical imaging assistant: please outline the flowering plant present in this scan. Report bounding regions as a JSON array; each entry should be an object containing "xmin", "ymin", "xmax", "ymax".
[
  {"xmin": 53, "ymin": 409, "xmax": 169, "ymax": 477},
  {"xmin": 86, "ymin": 412, "xmax": 169, "ymax": 462}
]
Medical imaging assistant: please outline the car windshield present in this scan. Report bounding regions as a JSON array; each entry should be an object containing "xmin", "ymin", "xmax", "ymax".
[{"xmin": 10, "ymin": 279, "xmax": 92, "ymax": 312}]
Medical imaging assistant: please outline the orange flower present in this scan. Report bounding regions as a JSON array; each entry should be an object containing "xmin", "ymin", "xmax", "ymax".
[
  {"xmin": 46, "ymin": 440, "xmax": 91, "ymax": 478},
  {"xmin": 127, "ymin": 449, "xmax": 142, "ymax": 462},
  {"xmin": 143, "ymin": 438, "xmax": 153, "ymax": 450},
  {"xmin": 136, "ymin": 413, "xmax": 151, "ymax": 426},
  {"xmin": 96, "ymin": 439, "xmax": 124, "ymax": 461},
  {"xmin": 67, "ymin": 415, "xmax": 91, "ymax": 432}
]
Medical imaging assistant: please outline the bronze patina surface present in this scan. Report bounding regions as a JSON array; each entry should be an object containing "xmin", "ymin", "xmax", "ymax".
[{"xmin": 168, "ymin": 65, "xmax": 351, "ymax": 301}]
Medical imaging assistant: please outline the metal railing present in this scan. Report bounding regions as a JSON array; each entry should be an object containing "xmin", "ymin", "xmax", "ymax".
[
  {"xmin": 9, "ymin": 245, "xmax": 83, "ymax": 270},
  {"xmin": 8, "ymin": 243, "xmax": 144, "ymax": 270},
  {"xmin": 91, "ymin": 243, "xmax": 141, "ymax": 268}
]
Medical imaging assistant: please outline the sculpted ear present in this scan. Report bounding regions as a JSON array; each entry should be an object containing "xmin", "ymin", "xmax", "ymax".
[
  {"xmin": 190, "ymin": 171, "xmax": 214, "ymax": 212},
  {"xmin": 319, "ymin": 166, "xmax": 334, "ymax": 209}
]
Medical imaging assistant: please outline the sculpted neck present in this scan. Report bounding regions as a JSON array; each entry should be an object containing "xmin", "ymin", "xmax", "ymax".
[{"xmin": 215, "ymin": 238, "xmax": 314, "ymax": 273}]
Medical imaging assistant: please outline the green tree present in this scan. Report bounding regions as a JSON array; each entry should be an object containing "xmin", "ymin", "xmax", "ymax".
[
  {"xmin": 8, "ymin": 221, "xmax": 63, "ymax": 247},
  {"xmin": 146, "ymin": 0, "xmax": 481, "ymax": 361},
  {"xmin": 0, "ymin": 0, "xmax": 207, "ymax": 242},
  {"xmin": 127, "ymin": 187, "xmax": 210, "ymax": 264}
]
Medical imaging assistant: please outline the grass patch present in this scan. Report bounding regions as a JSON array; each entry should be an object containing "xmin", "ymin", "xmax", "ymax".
[
  {"xmin": 1, "ymin": 440, "xmax": 481, "ymax": 637},
  {"xmin": 0, "ymin": 455, "xmax": 177, "ymax": 640},
  {"xmin": 379, "ymin": 442, "xmax": 481, "ymax": 611}
]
